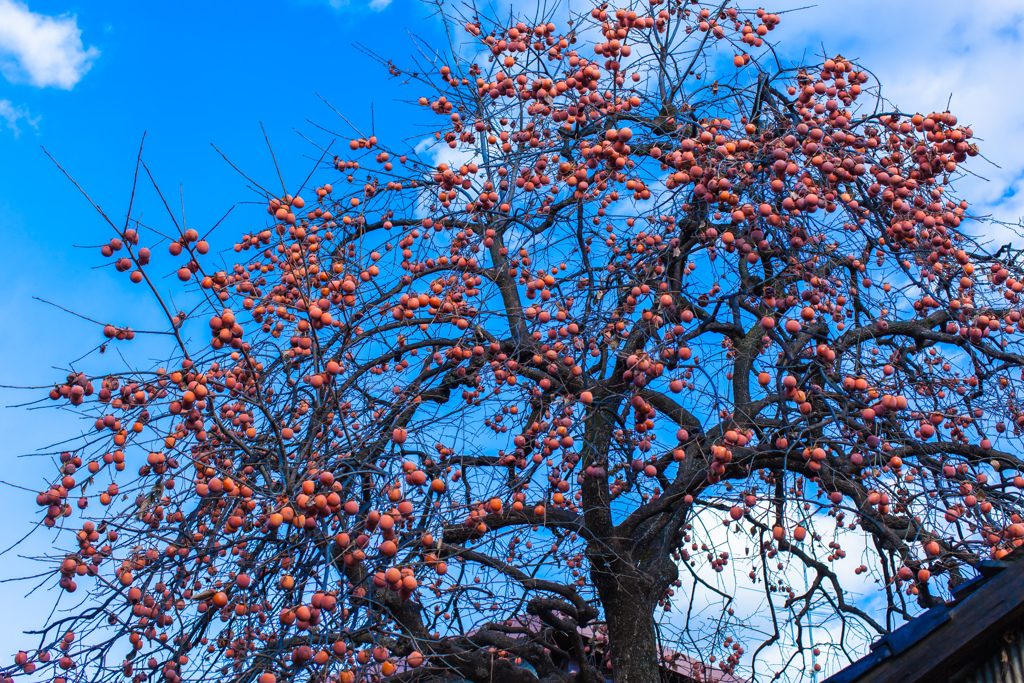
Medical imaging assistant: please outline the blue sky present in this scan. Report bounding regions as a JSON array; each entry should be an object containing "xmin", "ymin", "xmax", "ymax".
[{"xmin": 1, "ymin": 0, "xmax": 1024, "ymax": 674}]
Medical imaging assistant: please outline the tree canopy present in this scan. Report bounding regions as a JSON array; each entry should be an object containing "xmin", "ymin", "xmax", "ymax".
[{"xmin": 5, "ymin": 2, "xmax": 1024, "ymax": 683}]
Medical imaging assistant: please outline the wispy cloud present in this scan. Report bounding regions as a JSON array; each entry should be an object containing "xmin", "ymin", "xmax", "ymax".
[
  {"xmin": 327, "ymin": 0, "xmax": 391, "ymax": 12},
  {"xmin": 0, "ymin": 0, "xmax": 98, "ymax": 89},
  {"xmin": 0, "ymin": 99, "xmax": 39, "ymax": 137}
]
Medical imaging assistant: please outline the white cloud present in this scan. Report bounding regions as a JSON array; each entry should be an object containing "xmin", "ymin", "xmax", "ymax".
[
  {"xmin": 415, "ymin": 136, "xmax": 479, "ymax": 172},
  {"xmin": 0, "ymin": 0, "xmax": 98, "ymax": 89},
  {"xmin": 664, "ymin": 504, "xmax": 887, "ymax": 681},
  {"xmin": 0, "ymin": 99, "xmax": 39, "ymax": 137},
  {"xmin": 327, "ymin": 0, "xmax": 390, "ymax": 12}
]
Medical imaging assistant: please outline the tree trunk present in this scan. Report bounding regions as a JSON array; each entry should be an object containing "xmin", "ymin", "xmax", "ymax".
[
  {"xmin": 580, "ymin": 405, "xmax": 664, "ymax": 683},
  {"xmin": 599, "ymin": 582, "xmax": 661, "ymax": 683}
]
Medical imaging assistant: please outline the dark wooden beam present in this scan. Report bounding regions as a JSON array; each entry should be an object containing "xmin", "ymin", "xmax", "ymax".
[{"xmin": 854, "ymin": 558, "xmax": 1024, "ymax": 683}]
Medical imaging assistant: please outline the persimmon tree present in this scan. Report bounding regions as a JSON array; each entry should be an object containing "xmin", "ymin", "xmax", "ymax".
[{"xmin": 6, "ymin": 2, "xmax": 1024, "ymax": 683}]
